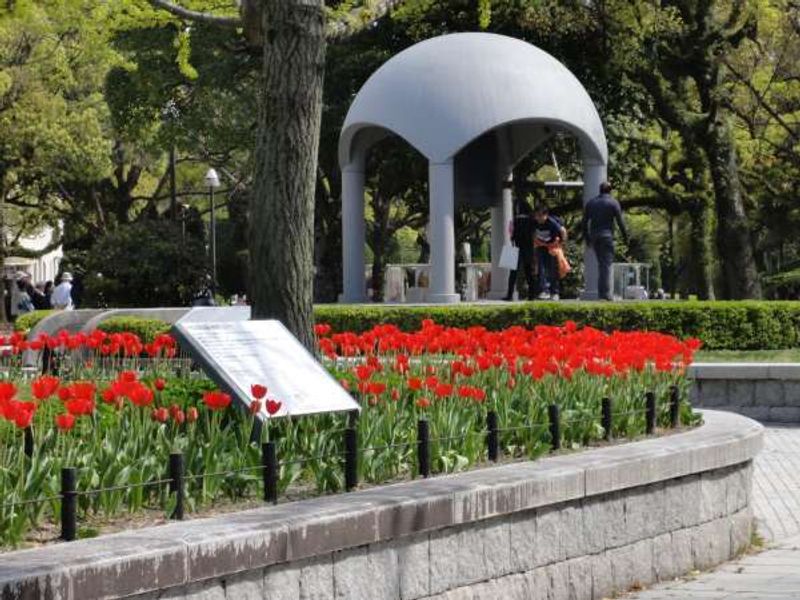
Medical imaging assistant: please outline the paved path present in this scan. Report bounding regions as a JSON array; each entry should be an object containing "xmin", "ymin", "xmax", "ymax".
[{"xmin": 626, "ymin": 425, "xmax": 800, "ymax": 599}]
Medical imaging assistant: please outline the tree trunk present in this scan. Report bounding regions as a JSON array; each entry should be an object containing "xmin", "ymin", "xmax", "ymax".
[
  {"xmin": 250, "ymin": 0, "xmax": 326, "ymax": 349},
  {"xmin": 0, "ymin": 192, "xmax": 6, "ymax": 324},
  {"xmin": 687, "ymin": 202, "xmax": 716, "ymax": 300},
  {"xmin": 703, "ymin": 115, "xmax": 762, "ymax": 299},
  {"xmin": 368, "ymin": 194, "xmax": 391, "ymax": 303}
]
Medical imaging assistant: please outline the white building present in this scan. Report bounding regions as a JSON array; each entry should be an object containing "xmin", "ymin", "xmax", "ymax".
[{"xmin": 4, "ymin": 224, "xmax": 63, "ymax": 283}]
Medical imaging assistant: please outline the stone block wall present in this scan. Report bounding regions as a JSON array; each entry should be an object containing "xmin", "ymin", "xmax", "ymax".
[
  {"xmin": 0, "ymin": 411, "xmax": 762, "ymax": 600},
  {"xmin": 130, "ymin": 465, "xmax": 752, "ymax": 600},
  {"xmin": 690, "ymin": 363, "xmax": 800, "ymax": 422}
]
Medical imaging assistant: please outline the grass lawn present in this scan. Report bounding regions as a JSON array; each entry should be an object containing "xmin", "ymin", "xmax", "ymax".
[{"xmin": 695, "ymin": 349, "xmax": 800, "ymax": 363}]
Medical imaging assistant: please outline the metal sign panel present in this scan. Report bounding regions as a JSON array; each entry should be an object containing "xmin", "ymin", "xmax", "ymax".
[{"xmin": 172, "ymin": 316, "xmax": 359, "ymax": 419}]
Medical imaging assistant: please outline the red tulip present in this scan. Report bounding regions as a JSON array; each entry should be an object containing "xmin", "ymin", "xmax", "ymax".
[
  {"xmin": 173, "ymin": 409, "xmax": 186, "ymax": 425},
  {"xmin": 65, "ymin": 397, "xmax": 94, "ymax": 416},
  {"xmin": 55, "ymin": 413, "xmax": 75, "ymax": 432},
  {"xmin": 186, "ymin": 406, "xmax": 199, "ymax": 423},
  {"xmin": 415, "ymin": 397, "xmax": 431, "ymax": 409},
  {"xmin": 119, "ymin": 371, "xmax": 137, "ymax": 383},
  {"xmin": 314, "ymin": 323, "xmax": 332, "ymax": 336},
  {"xmin": 266, "ymin": 399, "xmax": 282, "ymax": 415},
  {"xmin": 249, "ymin": 399, "xmax": 262, "ymax": 415},
  {"xmin": 151, "ymin": 407, "xmax": 169, "ymax": 423},
  {"xmin": 31, "ymin": 376, "xmax": 60, "ymax": 400},
  {"xmin": 101, "ymin": 388, "xmax": 116, "ymax": 404},
  {"xmin": 366, "ymin": 382, "xmax": 386, "ymax": 395},
  {"xmin": 14, "ymin": 407, "xmax": 34, "ymax": 429},
  {"xmin": 251, "ymin": 384, "xmax": 268, "ymax": 399},
  {"xmin": 154, "ymin": 378, "xmax": 166, "ymax": 392},
  {"xmin": 407, "ymin": 377, "xmax": 423, "ymax": 391},
  {"xmin": 129, "ymin": 385, "xmax": 154, "ymax": 407},
  {"xmin": 203, "ymin": 391, "xmax": 231, "ymax": 411}
]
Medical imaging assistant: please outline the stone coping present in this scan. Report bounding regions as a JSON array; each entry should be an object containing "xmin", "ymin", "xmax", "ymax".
[
  {"xmin": 689, "ymin": 362, "xmax": 800, "ymax": 380},
  {"xmin": 0, "ymin": 410, "xmax": 762, "ymax": 600}
]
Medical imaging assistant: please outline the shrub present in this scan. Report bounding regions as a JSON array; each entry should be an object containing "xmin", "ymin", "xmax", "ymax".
[
  {"xmin": 62, "ymin": 301, "xmax": 800, "ymax": 350},
  {"xmin": 83, "ymin": 220, "xmax": 207, "ymax": 308},
  {"xmin": 96, "ymin": 316, "xmax": 172, "ymax": 342},
  {"xmin": 14, "ymin": 310, "xmax": 54, "ymax": 334}
]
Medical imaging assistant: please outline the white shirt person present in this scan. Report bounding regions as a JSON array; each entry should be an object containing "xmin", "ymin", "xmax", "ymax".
[{"xmin": 51, "ymin": 272, "xmax": 74, "ymax": 310}]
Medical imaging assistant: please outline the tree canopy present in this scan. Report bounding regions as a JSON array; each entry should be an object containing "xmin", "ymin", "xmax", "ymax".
[{"xmin": 1, "ymin": 0, "xmax": 799, "ymax": 332}]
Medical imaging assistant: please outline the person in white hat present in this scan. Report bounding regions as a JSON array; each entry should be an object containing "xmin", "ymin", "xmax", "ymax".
[{"xmin": 51, "ymin": 272, "xmax": 74, "ymax": 310}]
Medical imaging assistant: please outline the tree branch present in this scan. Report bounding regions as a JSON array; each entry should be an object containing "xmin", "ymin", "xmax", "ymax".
[
  {"xmin": 147, "ymin": 0, "xmax": 241, "ymax": 28},
  {"xmin": 326, "ymin": 0, "xmax": 403, "ymax": 41}
]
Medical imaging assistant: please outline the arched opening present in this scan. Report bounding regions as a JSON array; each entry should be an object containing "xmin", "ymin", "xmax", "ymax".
[{"xmin": 339, "ymin": 33, "xmax": 609, "ymax": 304}]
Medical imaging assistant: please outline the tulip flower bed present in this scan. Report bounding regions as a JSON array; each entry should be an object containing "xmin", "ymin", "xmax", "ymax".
[{"xmin": 0, "ymin": 322, "xmax": 700, "ymax": 549}]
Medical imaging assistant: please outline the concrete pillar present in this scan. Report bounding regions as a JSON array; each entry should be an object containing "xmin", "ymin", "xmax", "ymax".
[
  {"xmin": 488, "ymin": 174, "xmax": 513, "ymax": 299},
  {"xmin": 428, "ymin": 160, "xmax": 460, "ymax": 303},
  {"xmin": 580, "ymin": 159, "xmax": 607, "ymax": 300},
  {"xmin": 341, "ymin": 159, "xmax": 367, "ymax": 303}
]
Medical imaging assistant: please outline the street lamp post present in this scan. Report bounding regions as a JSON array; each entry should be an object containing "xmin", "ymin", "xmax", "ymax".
[{"xmin": 204, "ymin": 168, "xmax": 221, "ymax": 297}]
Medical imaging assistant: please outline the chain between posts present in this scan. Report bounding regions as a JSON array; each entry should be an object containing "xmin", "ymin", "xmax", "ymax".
[{"xmin": 49, "ymin": 390, "xmax": 665, "ymax": 540}]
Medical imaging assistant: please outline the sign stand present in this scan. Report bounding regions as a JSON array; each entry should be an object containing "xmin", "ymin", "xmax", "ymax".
[{"xmin": 171, "ymin": 309, "xmax": 359, "ymax": 422}]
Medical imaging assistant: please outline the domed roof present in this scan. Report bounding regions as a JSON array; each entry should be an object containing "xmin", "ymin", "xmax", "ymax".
[{"xmin": 339, "ymin": 32, "xmax": 607, "ymax": 167}]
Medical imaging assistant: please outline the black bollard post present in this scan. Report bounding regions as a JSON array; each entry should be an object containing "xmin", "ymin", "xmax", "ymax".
[
  {"xmin": 669, "ymin": 385, "xmax": 681, "ymax": 428},
  {"xmin": 601, "ymin": 398, "xmax": 613, "ymax": 442},
  {"xmin": 23, "ymin": 427, "xmax": 34, "ymax": 459},
  {"xmin": 417, "ymin": 419, "xmax": 430, "ymax": 478},
  {"xmin": 169, "ymin": 452, "xmax": 185, "ymax": 520},
  {"xmin": 344, "ymin": 427, "xmax": 358, "ymax": 491},
  {"xmin": 646, "ymin": 391, "xmax": 656, "ymax": 435},
  {"xmin": 262, "ymin": 441, "xmax": 278, "ymax": 504},
  {"xmin": 60, "ymin": 467, "xmax": 77, "ymax": 541},
  {"xmin": 548, "ymin": 404, "xmax": 561, "ymax": 452},
  {"xmin": 486, "ymin": 410, "xmax": 499, "ymax": 462}
]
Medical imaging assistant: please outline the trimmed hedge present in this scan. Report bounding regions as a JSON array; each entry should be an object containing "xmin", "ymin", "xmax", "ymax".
[
  {"xmin": 17, "ymin": 302, "xmax": 800, "ymax": 350},
  {"xmin": 96, "ymin": 316, "xmax": 172, "ymax": 343},
  {"xmin": 314, "ymin": 301, "xmax": 800, "ymax": 351},
  {"xmin": 14, "ymin": 310, "xmax": 54, "ymax": 334}
]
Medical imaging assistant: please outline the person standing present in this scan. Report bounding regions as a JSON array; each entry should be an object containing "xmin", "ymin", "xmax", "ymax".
[
  {"xmin": 13, "ymin": 273, "xmax": 34, "ymax": 317},
  {"xmin": 43, "ymin": 281, "xmax": 54, "ymax": 309},
  {"xmin": 582, "ymin": 182, "xmax": 629, "ymax": 301},
  {"xmin": 504, "ymin": 200, "xmax": 536, "ymax": 301},
  {"xmin": 51, "ymin": 272, "xmax": 74, "ymax": 310},
  {"xmin": 533, "ymin": 205, "xmax": 567, "ymax": 301}
]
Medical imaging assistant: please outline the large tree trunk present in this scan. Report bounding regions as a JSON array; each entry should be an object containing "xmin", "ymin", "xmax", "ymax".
[
  {"xmin": 250, "ymin": 0, "xmax": 326, "ymax": 349},
  {"xmin": 703, "ymin": 115, "xmax": 762, "ymax": 299},
  {"xmin": 687, "ymin": 201, "xmax": 716, "ymax": 300}
]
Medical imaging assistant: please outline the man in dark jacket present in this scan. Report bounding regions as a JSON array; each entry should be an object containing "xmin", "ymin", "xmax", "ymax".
[
  {"xmin": 504, "ymin": 200, "xmax": 536, "ymax": 301},
  {"xmin": 583, "ymin": 182, "xmax": 629, "ymax": 301}
]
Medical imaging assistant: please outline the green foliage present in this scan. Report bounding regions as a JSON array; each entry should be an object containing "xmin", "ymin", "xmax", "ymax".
[
  {"xmin": 314, "ymin": 301, "xmax": 800, "ymax": 351},
  {"xmin": 83, "ymin": 220, "xmax": 206, "ymax": 308},
  {"xmin": 13, "ymin": 310, "xmax": 54, "ymax": 334},
  {"xmin": 96, "ymin": 317, "xmax": 172, "ymax": 342}
]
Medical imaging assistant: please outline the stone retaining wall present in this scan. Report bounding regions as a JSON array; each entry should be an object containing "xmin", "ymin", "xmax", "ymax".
[
  {"xmin": 0, "ymin": 410, "xmax": 762, "ymax": 600},
  {"xmin": 689, "ymin": 363, "xmax": 800, "ymax": 422}
]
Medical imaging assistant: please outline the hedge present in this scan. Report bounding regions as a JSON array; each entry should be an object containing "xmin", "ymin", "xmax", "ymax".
[
  {"xmin": 14, "ymin": 301, "xmax": 800, "ymax": 350},
  {"xmin": 96, "ymin": 316, "xmax": 172, "ymax": 343},
  {"xmin": 14, "ymin": 310, "xmax": 54, "ymax": 334},
  {"xmin": 314, "ymin": 301, "xmax": 800, "ymax": 351}
]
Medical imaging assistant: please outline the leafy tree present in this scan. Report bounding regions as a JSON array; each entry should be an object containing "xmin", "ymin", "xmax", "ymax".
[
  {"xmin": 83, "ymin": 219, "xmax": 206, "ymax": 307},
  {"xmin": 143, "ymin": 0, "xmax": 403, "ymax": 348},
  {"xmin": 0, "ymin": 0, "xmax": 118, "ymax": 319}
]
